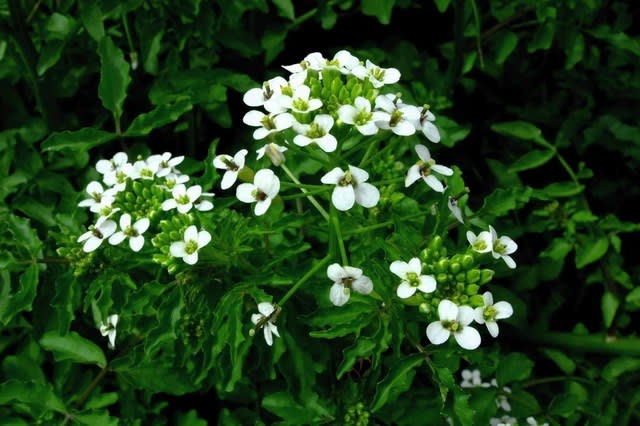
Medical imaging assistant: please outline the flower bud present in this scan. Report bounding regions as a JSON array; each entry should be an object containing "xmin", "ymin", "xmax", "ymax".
[
  {"xmin": 461, "ymin": 254, "xmax": 474, "ymax": 270},
  {"xmin": 466, "ymin": 284, "xmax": 479, "ymax": 295},
  {"xmin": 480, "ymin": 269, "xmax": 495, "ymax": 285},
  {"xmin": 466, "ymin": 269, "xmax": 480, "ymax": 283}
]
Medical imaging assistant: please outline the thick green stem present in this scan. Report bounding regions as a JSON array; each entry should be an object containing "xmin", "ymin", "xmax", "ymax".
[
  {"xmin": 331, "ymin": 206, "xmax": 349, "ymax": 266},
  {"xmin": 525, "ymin": 330, "xmax": 640, "ymax": 356},
  {"xmin": 280, "ymin": 163, "xmax": 329, "ymax": 221},
  {"xmin": 277, "ymin": 255, "xmax": 331, "ymax": 306}
]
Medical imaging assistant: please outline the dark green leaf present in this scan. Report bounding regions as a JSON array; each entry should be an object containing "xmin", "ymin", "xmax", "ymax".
[
  {"xmin": 528, "ymin": 21, "xmax": 555, "ymax": 52},
  {"xmin": 434, "ymin": 0, "xmax": 451, "ymax": 13},
  {"xmin": 540, "ymin": 238, "xmax": 573, "ymax": 261},
  {"xmin": 602, "ymin": 357, "xmax": 640, "ymax": 382},
  {"xmin": 73, "ymin": 410, "xmax": 119, "ymax": 426},
  {"xmin": 491, "ymin": 121, "xmax": 544, "ymax": 143},
  {"xmin": 97, "ymin": 36, "xmax": 131, "ymax": 120},
  {"xmin": 548, "ymin": 393, "xmax": 579, "ymax": 417},
  {"xmin": 496, "ymin": 352, "xmax": 533, "ymax": 384},
  {"xmin": 0, "ymin": 265, "xmax": 39, "ymax": 325},
  {"xmin": 37, "ymin": 41, "xmax": 66, "ymax": 76},
  {"xmin": 370, "ymin": 354, "xmax": 423, "ymax": 412},
  {"xmin": 588, "ymin": 25, "xmax": 640, "ymax": 57},
  {"xmin": 479, "ymin": 187, "xmax": 531, "ymax": 217},
  {"xmin": 45, "ymin": 13, "xmax": 76, "ymax": 40},
  {"xmin": 534, "ymin": 181, "xmax": 584, "ymax": 199},
  {"xmin": 336, "ymin": 337, "xmax": 376, "ymax": 379},
  {"xmin": 271, "ymin": 0, "xmax": 295, "ymax": 20},
  {"xmin": 494, "ymin": 31, "xmax": 518, "ymax": 64},
  {"xmin": 565, "ymin": 32, "xmax": 584, "ymax": 69},
  {"xmin": 0, "ymin": 379, "xmax": 66, "ymax": 414},
  {"xmin": 601, "ymin": 291, "xmax": 619, "ymax": 328},
  {"xmin": 508, "ymin": 149, "xmax": 554, "ymax": 172},
  {"xmin": 124, "ymin": 100, "xmax": 193, "ymax": 136},
  {"xmin": 575, "ymin": 237, "xmax": 608, "ymax": 269},
  {"xmin": 39, "ymin": 331, "xmax": 107, "ymax": 367},
  {"xmin": 41, "ymin": 128, "xmax": 116, "ymax": 152},
  {"xmin": 361, "ymin": 0, "xmax": 395, "ymax": 25},
  {"xmin": 78, "ymin": 0, "xmax": 105, "ymax": 41},
  {"xmin": 541, "ymin": 348, "xmax": 576, "ymax": 374}
]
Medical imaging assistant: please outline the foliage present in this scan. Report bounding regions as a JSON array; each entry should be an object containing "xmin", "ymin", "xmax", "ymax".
[{"xmin": 1, "ymin": 0, "xmax": 639, "ymax": 425}]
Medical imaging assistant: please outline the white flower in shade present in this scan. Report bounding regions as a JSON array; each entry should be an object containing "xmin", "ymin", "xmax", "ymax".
[
  {"xmin": 256, "ymin": 143, "xmax": 287, "ymax": 166},
  {"xmin": 460, "ymin": 369, "xmax": 491, "ymax": 388},
  {"xmin": 99, "ymin": 314, "xmax": 119, "ymax": 349},
  {"xmin": 161, "ymin": 173, "xmax": 189, "ymax": 190},
  {"xmin": 242, "ymin": 76, "xmax": 289, "ymax": 113},
  {"xmin": 78, "ymin": 181, "xmax": 117, "ymax": 211},
  {"xmin": 338, "ymin": 97, "xmax": 387, "ymax": 136},
  {"xmin": 108, "ymin": 213, "xmax": 150, "ymax": 252},
  {"xmin": 390, "ymin": 257, "xmax": 436, "ymax": 298},
  {"xmin": 170, "ymin": 225, "xmax": 211, "ymax": 265},
  {"xmin": 162, "ymin": 184, "xmax": 203, "ymax": 214},
  {"xmin": 236, "ymin": 169, "xmax": 280, "ymax": 216},
  {"xmin": 526, "ymin": 417, "xmax": 549, "ymax": 426},
  {"xmin": 426, "ymin": 300, "xmax": 481, "ymax": 350},
  {"xmin": 279, "ymin": 85, "xmax": 322, "ymax": 114},
  {"xmin": 448, "ymin": 196, "xmax": 464, "ymax": 224},
  {"xmin": 251, "ymin": 302, "xmax": 280, "ymax": 346},
  {"xmin": 413, "ymin": 106, "xmax": 441, "ymax": 143},
  {"xmin": 242, "ymin": 110, "xmax": 295, "ymax": 140},
  {"xmin": 130, "ymin": 158, "xmax": 159, "ymax": 180},
  {"xmin": 320, "ymin": 165, "xmax": 380, "ymax": 211},
  {"xmin": 490, "ymin": 416, "xmax": 517, "ymax": 426},
  {"xmin": 405, "ymin": 144, "xmax": 453, "ymax": 192},
  {"xmin": 374, "ymin": 94, "xmax": 421, "ymax": 136},
  {"xmin": 466, "ymin": 228, "xmax": 493, "ymax": 253},
  {"xmin": 474, "ymin": 292, "xmax": 513, "ymax": 338},
  {"xmin": 96, "ymin": 152, "xmax": 128, "ymax": 176},
  {"xmin": 352, "ymin": 59, "xmax": 401, "ymax": 88},
  {"xmin": 489, "ymin": 226, "xmax": 518, "ymax": 269},
  {"xmin": 293, "ymin": 114, "xmax": 337, "ymax": 152},
  {"xmin": 147, "ymin": 152, "xmax": 184, "ymax": 178},
  {"xmin": 77, "ymin": 216, "xmax": 117, "ymax": 253},
  {"xmin": 213, "ymin": 149, "xmax": 248, "ymax": 190},
  {"xmin": 327, "ymin": 263, "xmax": 373, "ymax": 307},
  {"xmin": 489, "ymin": 379, "xmax": 512, "ymax": 411}
]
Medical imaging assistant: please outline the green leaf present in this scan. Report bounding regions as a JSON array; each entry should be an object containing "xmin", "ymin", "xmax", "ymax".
[
  {"xmin": 41, "ymin": 128, "xmax": 116, "ymax": 152},
  {"xmin": 97, "ymin": 36, "xmax": 131, "ymax": 120},
  {"xmin": 479, "ymin": 187, "xmax": 531, "ymax": 218},
  {"xmin": 52, "ymin": 271, "xmax": 76, "ymax": 335},
  {"xmin": 540, "ymin": 238, "xmax": 573, "ymax": 261},
  {"xmin": 602, "ymin": 357, "xmax": 640, "ymax": 382},
  {"xmin": 454, "ymin": 391, "xmax": 474, "ymax": 424},
  {"xmin": 73, "ymin": 410, "xmax": 119, "ymax": 426},
  {"xmin": 337, "ymin": 337, "xmax": 377, "ymax": 379},
  {"xmin": 496, "ymin": 352, "xmax": 534, "ymax": 384},
  {"xmin": 45, "ymin": 13, "xmax": 76, "ymax": 40},
  {"xmin": 548, "ymin": 393, "xmax": 579, "ymax": 417},
  {"xmin": 124, "ymin": 100, "xmax": 193, "ymax": 136},
  {"xmin": 588, "ymin": 25, "xmax": 640, "ymax": 57},
  {"xmin": 434, "ymin": 0, "xmax": 451, "ymax": 13},
  {"xmin": 528, "ymin": 21, "xmax": 555, "ymax": 53},
  {"xmin": 370, "ymin": 354, "xmax": 423, "ymax": 412},
  {"xmin": 37, "ymin": 41, "xmax": 66, "ymax": 76},
  {"xmin": 626, "ymin": 287, "xmax": 640, "ymax": 308},
  {"xmin": 361, "ymin": 0, "xmax": 395, "ymax": 25},
  {"xmin": 565, "ymin": 32, "xmax": 584, "ymax": 69},
  {"xmin": 271, "ymin": 0, "xmax": 295, "ymax": 20},
  {"xmin": 575, "ymin": 237, "xmax": 608, "ymax": 269},
  {"xmin": 541, "ymin": 348, "xmax": 576, "ymax": 374},
  {"xmin": 534, "ymin": 181, "xmax": 585, "ymax": 199},
  {"xmin": 0, "ymin": 265, "xmax": 39, "ymax": 325},
  {"xmin": 144, "ymin": 286, "xmax": 183, "ymax": 356},
  {"xmin": 494, "ymin": 31, "xmax": 518, "ymax": 64},
  {"xmin": 39, "ymin": 331, "xmax": 107, "ymax": 367},
  {"xmin": 0, "ymin": 379, "xmax": 66, "ymax": 415},
  {"xmin": 508, "ymin": 149, "xmax": 555, "ymax": 172},
  {"xmin": 491, "ymin": 121, "xmax": 544, "ymax": 143},
  {"xmin": 2, "ymin": 355, "xmax": 46, "ymax": 384},
  {"xmin": 601, "ymin": 291, "xmax": 619, "ymax": 328},
  {"xmin": 78, "ymin": 0, "xmax": 105, "ymax": 41}
]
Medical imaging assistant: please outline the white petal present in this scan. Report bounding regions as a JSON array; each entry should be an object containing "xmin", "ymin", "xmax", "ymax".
[
  {"xmin": 408, "ymin": 258, "xmax": 422, "ymax": 274},
  {"xmin": 389, "ymin": 261, "xmax": 411, "ymax": 278},
  {"xmin": 258, "ymin": 302, "xmax": 275, "ymax": 317},
  {"xmin": 251, "ymin": 313, "xmax": 262, "ymax": 325},
  {"xmin": 183, "ymin": 252, "xmax": 198, "ymax": 265},
  {"xmin": 502, "ymin": 255, "xmax": 517, "ymax": 269},
  {"xmin": 354, "ymin": 183, "xmax": 379, "ymax": 208},
  {"xmin": 466, "ymin": 231, "xmax": 477, "ymax": 246},
  {"xmin": 129, "ymin": 236, "xmax": 144, "ymax": 252},
  {"xmin": 474, "ymin": 307, "xmax": 485, "ymax": 324},
  {"xmin": 392, "ymin": 121, "xmax": 416, "ymax": 136},
  {"xmin": 293, "ymin": 135, "xmax": 312, "ymax": 147},
  {"xmin": 315, "ymin": 114, "xmax": 334, "ymax": 131},
  {"xmin": 354, "ymin": 96, "xmax": 371, "ymax": 111},
  {"xmin": 254, "ymin": 198, "xmax": 272, "ymax": 216},
  {"xmin": 198, "ymin": 230, "xmax": 212, "ymax": 248},
  {"xmin": 320, "ymin": 167, "xmax": 344, "ymax": 185},
  {"xmin": 242, "ymin": 110, "xmax": 265, "ymax": 127},
  {"xmin": 274, "ymin": 113, "xmax": 294, "ymax": 130},
  {"xmin": 343, "ymin": 266, "xmax": 363, "ymax": 278},
  {"xmin": 330, "ymin": 282, "xmax": 350, "ymax": 306},
  {"xmin": 176, "ymin": 202, "xmax": 192, "ymax": 214},
  {"xmin": 438, "ymin": 300, "xmax": 458, "ymax": 321},
  {"xmin": 374, "ymin": 94, "xmax": 395, "ymax": 112},
  {"xmin": 243, "ymin": 88, "xmax": 266, "ymax": 106},
  {"xmin": 221, "ymin": 171, "xmax": 238, "ymax": 190},
  {"xmin": 396, "ymin": 282, "xmax": 416, "ymax": 299},
  {"xmin": 99, "ymin": 220, "xmax": 117, "ymax": 237},
  {"xmin": 424, "ymin": 175, "xmax": 445, "ymax": 192},
  {"xmin": 338, "ymin": 105, "xmax": 357, "ymax": 124},
  {"xmin": 162, "ymin": 199, "xmax": 177, "ymax": 212},
  {"xmin": 356, "ymin": 122, "xmax": 379, "ymax": 136},
  {"xmin": 348, "ymin": 165, "xmax": 369, "ymax": 183},
  {"xmin": 422, "ymin": 121, "xmax": 441, "ymax": 143},
  {"xmin": 405, "ymin": 165, "xmax": 422, "ymax": 187},
  {"xmin": 327, "ymin": 263, "xmax": 347, "ymax": 282},
  {"xmin": 196, "ymin": 200, "xmax": 214, "ymax": 211},
  {"xmin": 263, "ymin": 326, "xmax": 273, "ymax": 346},
  {"xmin": 268, "ymin": 322, "xmax": 280, "ymax": 338},
  {"xmin": 417, "ymin": 275, "xmax": 437, "ymax": 293},
  {"xmin": 432, "ymin": 164, "xmax": 453, "ymax": 176},
  {"xmin": 184, "ymin": 225, "xmax": 198, "ymax": 242},
  {"xmin": 86, "ymin": 181, "xmax": 104, "ymax": 195},
  {"xmin": 213, "ymin": 154, "xmax": 232, "ymax": 169},
  {"xmin": 454, "ymin": 326, "xmax": 481, "ymax": 350},
  {"xmin": 457, "ymin": 305, "xmax": 475, "ymax": 326},
  {"xmin": 494, "ymin": 301, "xmax": 513, "ymax": 319},
  {"xmin": 332, "ymin": 186, "xmax": 355, "ymax": 211},
  {"xmin": 236, "ymin": 183, "xmax": 257, "ymax": 203},
  {"xmin": 352, "ymin": 276, "xmax": 373, "ymax": 295},
  {"xmin": 186, "ymin": 185, "xmax": 202, "ymax": 201},
  {"xmin": 486, "ymin": 321, "xmax": 500, "ymax": 338},
  {"xmin": 134, "ymin": 218, "xmax": 150, "ymax": 234},
  {"xmin": 414, "ymin": 144, "xmax": 431, "ymax": 162},
  {"xmin": 315, "ymin": 134, "xmax": 337, "ymax": 153},
  {"xmin": 382, "ymin": 67, "xmax": 401, "ymax": 84},
  {"xmin": 108, "ymin": 232, "xmax": 126, "ymax": 246},
  {"xmin": 83, "ymin": 237, "xmax": 102, "ymax": 253},
  {"xmin": 170, "ymin": 241, "xmax": 186, "ymax": 258},
  {"xmin": 426, "ymin": 322, "xmax": 450, "ymax": 345},
  {"xmin": 501, "ymin": 237, "xmax": 518, "ymax": 254},
  {"xmin": 118, "ymin": 213, "xmax": 131, "ymax": 230},
  {"xmin": 483, "ymin": 292, "xmax": 494, "ymax": 306},
  {"xmin": 256, "ymin": 171, "xmax": 280, "ymax": 198}
]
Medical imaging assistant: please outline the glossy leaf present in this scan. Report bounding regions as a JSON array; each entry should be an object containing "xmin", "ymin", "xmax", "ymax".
[
  {"xmin": 39, "ymin": 331, "xmax": 107, "ymax": 367},
  {"xmin": 97, "ymin": 36, "xmax": 131, "ymax": 120}
]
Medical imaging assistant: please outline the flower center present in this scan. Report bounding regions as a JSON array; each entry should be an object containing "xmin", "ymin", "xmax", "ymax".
[
  {"xmin": 252, "ymin": 189, "xmax": 268, "ymax": 201},
  {"xmin": 91, "ymin": 191, "xmax": 102, "ymax": 202},
  {"xmin": 339, "ymin": 171, "xmax": 354, "ymax": 187},
  {"xmin": 116, "ymin": 170, "xmax": 127, "ymax": 183},
  {"xmin": 342, "ymin": 276, "xmax": 355, "ymax": 289},
  {"xmin": 354, "ymin": 109, "xmax": 372, "ymax": 126},
  {"xmin": 389, "ymin": 109, "xmax": 404, "ymax": 127},
  {"xmin": 260, "ymin": 115, "xmax": 277, "ymax": 130},
  {"xmin": 473, "ymin": 239, "xmax": 487, "ymax": 251},
  {"xmin": 185, "ymin": 239, "xmax": 199, "ymax": 254},
  {"xmin": 306, "ymin": 122, "xmax": 326, "ymax": 139},
  {"xmin": 293, "ymin": 97, "xmax": 310, "ymax": 111},
  {"xmin": 90, "ymin": 226, "xmax": 104, "ymax": 239},
  {"xmin": 406, "ymin": 272, "xmax": 420, "ymax": 287},
  {"xmin": 281, "ymin": 84, "xmax": 293, "ymax": 97},
  {"xmin": 494, "ymin": 240, "xmax": 507, "ymax": 255},
  {"xmin": 177, "ymin": 194, "xmax": 191, "ymax": 205},
  {"xmin": 223, "ymin": 158, "xmax": 239, "ymax": 171},
  {"xmin": 371, "ymin": 67, "xmax": 385, "ymax": 82},
  {"xmin": 100, "ymin": 205, "xmax": 113, "ymax": 217},
  {"xmin": 442, "ymin": 320, "xmax": 461, "ymax": 332},
  {"xmin": 483, "ymin": 306, "xmax": 497, "ymax": 322},
  {"xmin": 124, "ymin": 225, "xmax": 139, "ymax": 238},
  {"xmin": 140, "ymin": 167, "xmax": 154, "ymax": 178}
]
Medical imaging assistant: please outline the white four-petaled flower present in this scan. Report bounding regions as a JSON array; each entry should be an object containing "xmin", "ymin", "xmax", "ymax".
[
  {"xmin": 147, "ymin": 152, "xmax": 184, "ymax": 178},
  {"xmin": 78, "ymin": 181, "xmax": 117, "ymax": 212},
  {"xmin": 474, "ymin": 292, "xmax": 513, "ymax": 338},
  {"xmin": 243, "ymin": 110, "xmax": 295, "ymax": 140},
  {"xmin": 327, "ymin": 263, "xmax": 373, "ymax": 306},
  {"xmin": 77, "ymin": 216, "xmax": 117, "ymax": 253},
  {"xmin": 99, "ymin": 314, "xmax": 119, "ymax": 349},
  {"xmin": 236, "ymin": 169, "xmax": 280, "ymax": 216},
  {"xmin": 338, "ymin": 97, "xmax": 386, "ymax": 136},
  {"xmin": 170, "ymin": 225, "xmax": 211, "ymax": 265},
  {"xmin": 214, "ymin": 149, "xmax": 248, "ymax": 190},
  {"xmin": 256, "ymin": 143, "xmax": 287, "ymax": 166},
  {"xmin": 489, "ymin": 226, "xmax": 518, "ymax": 269},
  {"xmin": 251, "ymin": 302, "xmax": 280, "ymax": 346},
  {"xmin": 162, "ymin": 184, "xmax": 203, "ymax": 213},
  {"xmin": 466, "ymin": 228, "xmax": 493, "ymax": 254},
  {"xmin": 320, "ymin": 165, "xmax": 380, "ymax": 211},
  {"xmin": 426, "ymin": 300, "xmax": 481, "ymax": 350},
  {"xmin": 390, "ymin": 257, "xmax": 436, "ymax": 299},
  {"xmin": 374, "ymin": 94, "xmax": 421, "ymax": 136},
  {"xmin": 293, "ymin": 114, "xmax": 337, "ymax": 152},
  {"xmin": 405, "ymin": 144, "xmax": 453, "ymax": 192},
  {"xmin": 108, "ymin": 213, "xmax": 150, "ymax": 252},
  {"xmin": 352, "ymin": 59, "xmax": 401, "ymax": 88}
]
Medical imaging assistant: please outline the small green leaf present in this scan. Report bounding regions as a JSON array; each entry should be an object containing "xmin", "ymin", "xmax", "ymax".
[
  {"xmin": 479, "ymin": 187, "xmax": 532, "ymax": 218},
  {"xmin": 361, "ymin": 0, "xmax": 395, "ymax": 25},
  {"xmin": 534, "ymin": 181, "xmax": 585, "ymax": 199},
  {"xmin": 271, "ymin": 0, "xmax": 295, "ymax": 20},
  {"xmin": 434, "ymin": 0, "xmax": 452, "ymax": 13},
  {"xmin": 601, "ymin": 291, "xmax": 619, "ymax": 328},
  {"xmin": 575, "ymin": 237, "xmax": 609, "ymax": 269},
  {"xmin": 370, "ymin": 354, "xmax": 423, "ymax": 412},
  {"xmin": 45, "ymin": 13, "xmax": 76, "ymax": 40},
  {"xmin": 73, "ymin": 410, "xmax": 119, "ymax": 426},
  {"xmin": 491, "ymin": 121, "xmax": 544, "ymax": 143},
  {"xmin": 336, "ymin": 337, "xmax": 376, "ymax": 379},
  {"xmin": 78, "ymin": 0, "xmax": 105, "ymax": 41},
  {"xmin": 41, "ymin": 128, "xmax": 116, "ymax": 152},
  {"xmin": 540, "ymin": 238, "xmax": 573, "ymax": 261},
  {"xmin": 39, "ymin": 331, "xmax": 107, "ymax": 367},
  {"xmin": 508, "ymin": 149, "xmax": 555, "ymax": 172},
  {"xmin": 0, "ymin": 265, "xmax": 39, "ymax": 325},
  {"xmin": 548, "ymin": 393, "xmax": 579, "ymax": 417},
  {"xmin": 626, "ymin": 287, "xmax": 640, "ymax": 307},
  {"xmin": 602, "ymin": 357, "xmax": 640, "ymax": 382},
  {"xmin": 541, "ymin": 348, "xmax": 576, "ymax": 374},
  {"xmin": 494, "ymin": 31, "xmax": 519, "ymax": 64},
  {"xmin": 37, "ymin": 41, "xmax": 66, "ymax": 76},
  {"xmin": 453, "ymin": 391, "xmax": 474, "ymax": 424},
  {"xmin": 588, "ymin": 25, "xmax": 640, "ymax": 57},
  {"xmin": 97, "ymin": 36, "xmax": 131, "ymax": 120},
  {"xmin": 497, "ymin": 352, "xmax": 534, "ymax": 384},
  {"xmin": 528, "ymin": 21, "xmax": 555, "ymax": 52},
  {"xmin": 565, "ymin": 32, "xmax": 584, "ymax": 69},
  {"xmin": 124, "ymin": 100, "xmax": 193, "ymax": 136}
]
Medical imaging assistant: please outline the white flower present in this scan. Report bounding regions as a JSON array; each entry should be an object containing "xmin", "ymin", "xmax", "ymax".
[
  {"xmin": 108, "ymin": 213, "xmax": 150, "ymax": 252},
  {"xmin": 474, "ymin": 292, "xmax": 513, "ymax": 338},
  {"xmin": 338, "ymin": 97, "xmax": 387, "ymax": 136},
  {"xmin": 279, "ymin": 85, "xmax": 322, "ymax": 114},
  {"xmin": 490, "ymin": 416, "xmax": 517, "ymax": 426},
  {"xmin": 194, "ymin": 192, "xmax": 214, "ymax": 212},
  {"xmin": 526, "ymin": 417, "xmax": 549, "ymax": 426},
  {"xmin": 243, "ymin": 76, "xmax": 289, "ymax": 113},
  {"xmin": 374, "ymin": 94, "xmax": 421, "ymax": 136},
  {"xmin": 404, "ymin": 144, "xmax": 453, "ymax": 192},
  {"xmin": 390, "ymin": 257, "xmax": 436, "ymax": 298},
  {"xmin": 169, "ymin": 225, "xmax": 211, "ymax": 265},
  {"xmin": 466, "ymin": 228, "xmax": 493, "ymax": 253},
  {"xmin": 77, "ymin": 216, "xmax": 117, "ymax": 253},
  {"xmin": 99, "ymin": 314, "xmax": 119, "ymax": 349},
  {"xmin": 448, "ymin": 196, "xmax": 464, "ymax": 224},
  {"xmin": 213, "ymin": 149, "xmax": 248, "ymax": 190},
  {"xmin": 413, "ymin": 107, "xmax": 441, "ymax": 143},
  {"xmin": 293, "ymin": 114, "xmax": 337, "ymax": 152},
  {"xmin": 352, "ymin": 59, "xmax": 401, "ymax": 88},
  {"xmin": 96, "ymin": 152, "xmax": 128, "ymax": 176},
  {"xmin": 256, "ymin": 143, "xmax": 287, "ymax": 166},
  {"xmin": 78, "ymin": 181, "xmax": 117, "ymax": 211},
  {"xmin": 320, "ymin": 165, "xmax": 380, "ymax": 211},
  {"xmin": 130, "ymin": 158, "xmax": 159, "ymax": 180},
  {"xmin": 161, "ymin": 184, "xmax": 203, "ymax": 213},
  {"xmin": 489, "ymin": 226, "xmax": 518, "ymax": 269},
  {"xmin": 327, "ymin": 263, "xmax": 373, "ymax": 306},
  {"xmin": 236, "ymin": 169, "xmax": 280, "ymax": 216},
  {"xmin": 161, "ymin": 173, "xmax": 189, "ymax": 190},
  {"xmin": 460, "ymin": 369, "xmax": 491, "ymax": 388},
  {"xmin": 251, "ymin": 302, "xmax": 280, "ymax": 346},
  {"xmin": 147, "ymin": 152, "xmax": 184, "ymax": 178},
  {"xmin": 282, "ymin": 52, "xmax": 326, "ymax": 73},
  {"xmin": 242, "ymin": 110, "xmax": 294, "ymax": 140},
  {"xmin": 102, "ymin": 163, "xmax": 133, "ymax": 191},
  {"xmin": 490, "ymin": 379, "xmax": 512, "ymax": 412},
  {"xmin": 426, "ymin": 300, "xmax": 481, "ymax": 350}
]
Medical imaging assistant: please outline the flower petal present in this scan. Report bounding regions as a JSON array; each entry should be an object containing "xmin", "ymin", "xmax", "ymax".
[
  {"xmin": 327, "ymin": 263, "xmax": 347, "ymax": 282},
  {"xmin": 414, "ymin": 144, "xmax": 431, "ymax": 162},
  {"xmin": 354, "ymin": 182, "xmax": 379, "ymax": 208},
  {"xmin": 352, "ymin": 276, "xmax": 373, "ymax": 295},
  {"xmin": 348, "ymin": 165, "xmax": 369, "ymax": 183},
  {"xmin": 457, "ymin": 305, "xmax": 476, "ymax": 326},
  {"xmin": 330, "ymin": 282, "xmax": 350, "ymax": 306},
  {"xmin": 424, "ymin": 175, "xmax": 445, "ymax": 193},
  {"xmin": 331, "ymin": 186, "xmax": 355, "ymax": 211},
  {"xmin": 426, "ymin": 322, "xmax": 450, "ymax": 345},
  {"xmin": 389, "ymin": 260, "xmax": 410, "ymax": 278},
  {"xmin": 236, "ymin": 183, "xmax": 257, "ymax": 203},
  {"xmin": 320, "ymin": 167, "xmax": 344, "ymax": 185},
  {"xmin": 396, "ymin": 282, "xmax": 417, "ymax": 299},
  {"xmin": 129, "ymin": 236, "xmax": 144, "ymax": 252},
  {"xmin": 258, "ymin": 302, "xmax": 275, "ymax": 317},
  {"xmin": 483, "ymin": 292, "xmax": 494, "ymax": 306},
  {"xmin": 454, "ymin": 326, "xmax": 481, "ymax": 350},
  {"xmin": 438, "ymin": 300, "xmax": 458, "ymax": 321},
  {"xmin": 170, "ymin": 241, "xmax": 186, "ymax": 258},
  {"xmin": 417, "ymin": 275, "xmax": 437, "ymax": 293},
  {"xmin": 486, "ymin": 321, "xmax": 500, "ymax": 338},
  {"xmin": 494, "ymin": 301, "xmax": 514, "ymax": 319},
  {"xmin": 183, "ymin": 252, "xmax": 198, "ymax": 265},
  {"xmin": 198, "ymin": 230, "xmax": 212, "ymax": 248},
  {"xmin": 108, "ymin": 232, "xmax": 126, "ymax": 246},
  {"xmin": 405, "ymin": 165, "xmax": 422, "ymax": 187},
  {"xmin": 254, "ymin": 198, "xmax": 272, "ymax": 216}
]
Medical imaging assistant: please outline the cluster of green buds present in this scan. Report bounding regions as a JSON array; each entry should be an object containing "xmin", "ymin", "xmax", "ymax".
[{"xmin": 344, "ymin": 402, "xmax": 370, "ymax": 426}]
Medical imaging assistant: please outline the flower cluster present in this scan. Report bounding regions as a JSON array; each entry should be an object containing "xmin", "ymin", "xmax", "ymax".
[{"xmin": 76, "ymin": 152, "xmax": 212, "ymax": 268}]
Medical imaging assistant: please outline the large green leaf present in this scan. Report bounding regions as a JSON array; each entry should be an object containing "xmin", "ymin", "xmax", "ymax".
[
  {"xmin": 41, "ymin": 128, "xmax": 116, "ymax": 152},
  {"xmin": 491, "ymin": 121, "xmax": 545, "ymax": 144},
  {"xmin": 124, "ymin": 100, "xmax": 193, "ymax": 137},
  {"xmin": 496, "ymin": 352, "xmax": 534, "ymax": 384},
  {"xmin": 97, "ymin": 36, "xmax": 131, "ymax": 120},
  {"xmin": 370, "ymin": 354, "xmax": 423, "ymax": 412},
  {"xmin": 39, "ymin": 331, "xmax": 107, "ymax": 367},
  {"xmin": 508, "ymin": 149, "xmax": 555, "ymax": 172},
  {"xmin": 0, "ymin": 379, "xmax": 67, "ymax": 415},
  {"xmin": 575, "ymin": 237, "xmax": 609, "ymax": 269},
  {"xmin": 361, "ymin": 0, "xmax": 395, "ymax": 25}
]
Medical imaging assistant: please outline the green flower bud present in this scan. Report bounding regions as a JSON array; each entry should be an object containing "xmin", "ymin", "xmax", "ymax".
[
  {"xmin": 466, "ymin": 269, "xmax": 481, "ymax": 283},
  {"xmin": 461, "ymin": 254, "xmax": 474, "ymax": 270},
  {"xmin": 419, "ymin": 302, "xmax": 431, "ymax": 314},
  {"xmin": 449, "ymin": 262, "xmax": 461, "ymax": 274},
  {"xmin": 455, "ymin": 272, "xmax": 466, "ymax": 282},
  {"xmin": 437, "ymin": 258, "xmax": 449, "ymax": 273},
  {"xmin": 238, "ymin": 166, "xmax": 254, "ymax": 183},
  {"xmin": 350, "ymin": 83, "xmax": 363, "ymax": 99},
  {"xmin": 419, "ymin": 248, "xmax": 431, "ymax": 262},
  {"xmin": 429, "ymin": 235, "xmax": 443, "ymax": 251},
  {"xmin": 459, "ymin": 294, "xmax": 469, "ymax": 303},
  {"xmin": 436, "ymin": 273, "xmax": 448, "ymax": 284},
  {"xmin": 470, "ymin": 294, "xmax": 485, "ymax": 307},
  {"xmin": 338, "ymin": 86, "xmax": 350, "ymax": 103},
  {"xmin": 480, "ymin": 269, "xmax": 495, "ymax": 285},
  {"xmin": 438, "ymin": 247, "xmax": 448, "ymax": 258},
  {"xmin": 466, "ymin": 284, "xmax": 480, "ymax": 295}
]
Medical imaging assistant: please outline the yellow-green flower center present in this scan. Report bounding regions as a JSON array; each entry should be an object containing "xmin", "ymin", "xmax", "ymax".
[
  {"xmin": 185, "ymin": 239, "xmax": 198, "ymax": 254},
  {"xmin": 483, "ymin": 306, "xmax": 497, "ymax": 322}
]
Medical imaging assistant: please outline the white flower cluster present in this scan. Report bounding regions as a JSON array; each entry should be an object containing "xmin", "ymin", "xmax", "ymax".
[{"xmin": 77, "ymin": 152, "xmax": 212, "ymax": 265}]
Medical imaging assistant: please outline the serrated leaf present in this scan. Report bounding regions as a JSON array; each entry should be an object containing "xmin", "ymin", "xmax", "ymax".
[
  {"xmin": 97, "ymin": 36, "xmax": 131, "ymax": 120},
  {"xmin": 0, "ymin": 379, "xmax": 66, "ymax": 414},
  {"xmin": 361, "ymin": 0, "xmax": 395, "ymax": 25},
  {"xmin": 124, "ymin": 100, "xmax": 193, "ymax": 136},
  {"xmin": 575, "ymin": 237, "xmax": 608, "ymax": 269},
  {"xmin": 144, "ymin": 286, "xmax": 183, "ymax": 356},
  {"xmin": 509, "ymin": 149, "xmax": 554, "ymax": 172},
  {"xmin": 0, "ymin": 265, "xmax": 39, "ymax": 325},
  {"xmin": 601, "ymin": 291, "xmax": 619, "ymax": 328},
  {"xmin": 496, "ymin": 352, "xmax": 533, "ymax": 384},
  {"xmin": 39, "ymin": 331, "xmax": 106, "ymax": 367},
  {"xmin": 370, "ymin": 354, "xmax": 423, "ymax": 412},
  {"xmin": 41, "ymin": 128, "xmax": 116, "ymax": 152}
]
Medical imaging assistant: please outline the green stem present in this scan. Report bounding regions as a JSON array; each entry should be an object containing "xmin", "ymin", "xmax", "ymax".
[
  {"xmin": 360, "ymin": 135, "xmax": 402, "ymax": 168},
  {"xmin": 522, "ymin": 376, "xmax": 594, "ymax": 388},
  {"xmin": 343, "ymin": 211, "xmax": 428, "ymax": 235},
  {"xmin": 331, "ymin": 206, "xmax": 349, "ymax": 265},
  {"xmin": 277, "ymin": 255, "xmax": 331, "ymax": 306},
  {"xmin": 61, "ymin": 364, "xmax": 110, "ymax": 425},
  {"xmin": 357, "ymin": 137, "xmax": 380, "ymax": 168},
  {"xmin": 469, "ymin": 0, "xmax": 484, "ymax": 68},
  {"xmin": 280, "ymin": 163, "xmax": 329, "ymax": 221},
  {"xmin": 525, "ymin": 330, "xmax": 640, "ymax": 356}
]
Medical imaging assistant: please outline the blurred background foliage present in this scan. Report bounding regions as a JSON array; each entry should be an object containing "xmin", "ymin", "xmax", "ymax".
[{"xmin": 1, "ymin": 0, "xmax": 639, "ymax": 424}]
